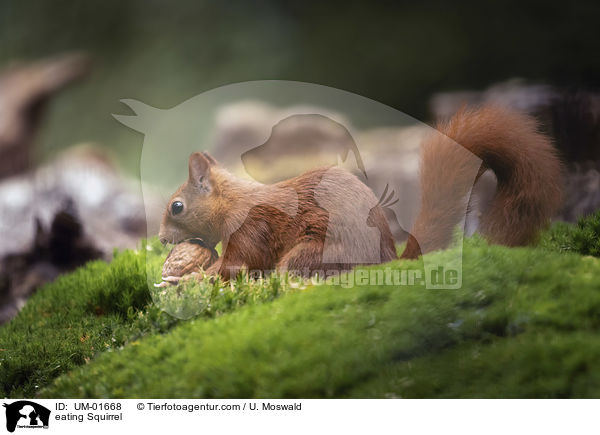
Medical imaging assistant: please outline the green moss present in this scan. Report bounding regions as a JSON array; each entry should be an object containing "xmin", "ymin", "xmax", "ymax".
[
  {"xmin": 350, "ymin": 332, "xmax": 600, "ymax": 398},
  {"xmin": 0, "ymin": 247, "xmax": 165, "ymax": 397},
  {"xmin": 0, "ymin": 240, "xmax": 295, "ymax": 397},
  {"xmin": 39, "ymin": 239, "xmax": 600, "ymax": 398},
  {"xmin": 571, "ymin": 211, "xmax": 600, "ymax": 257},
  {"xmin": 539, "ymin": 210, "xmax": 600, "ymax": 257},
  {"xmin": 2, "ymin": 218, "xmax": 600, "ymax": 398}
]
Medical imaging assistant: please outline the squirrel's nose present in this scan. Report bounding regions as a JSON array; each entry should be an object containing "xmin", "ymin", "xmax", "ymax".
[{"xmin": 159, "ymin": 237, "xmax": 168, "ymax": 245}]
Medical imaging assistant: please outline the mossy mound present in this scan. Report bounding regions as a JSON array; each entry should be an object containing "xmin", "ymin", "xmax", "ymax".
[
  {"xmin": 40, "ymin": 242, "xmax": 600, "ymax": 398},
  {"xmin": 2, "ymin": 212, "xmax": 600, "ymax": 398}
]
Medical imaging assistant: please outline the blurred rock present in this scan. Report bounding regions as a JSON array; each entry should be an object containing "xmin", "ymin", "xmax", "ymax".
[
  {"xmin": 430, "ymin": 79, "xmax": 557, "ymax": 120},
  {"xmin": 212, "ymin": 101, "xmax": 351, "ymax": 174},
  {"xmin": 0, "ymin": 53, "xmax": 90, "ymax": 180},
  {"xmin": 558, "ymin": 162, "xmax": 600, "ymax": 222},
  {"xmin": 0, "ymin": 145, "xmax": 147, "ymax": 258},
  {"xmin": 0, "ymin": 206, "xmax": 102, "ymax": 324},
  {"xmin": 0, "ymin": 145, "xmax": 149, "ymax": 323}
]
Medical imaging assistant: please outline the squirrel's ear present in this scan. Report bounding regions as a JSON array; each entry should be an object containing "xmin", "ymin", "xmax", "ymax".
[{"xmin": 188, "ymin": 152, "xmax": 214, "ymax": 187}]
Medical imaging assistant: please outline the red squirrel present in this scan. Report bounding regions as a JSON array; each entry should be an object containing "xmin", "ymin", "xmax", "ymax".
[{"xmin": 158, "ymin": 105, "xmax": 562, "ymax": 279}]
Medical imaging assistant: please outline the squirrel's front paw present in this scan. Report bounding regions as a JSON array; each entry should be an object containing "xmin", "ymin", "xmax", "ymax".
[
  {"xmin": 154, "ymin": 272, "xmax": 204, "ymax": 288},
  {"xmin": 154, "ymin": 275, "xmax": 184, "ymax": 287}
]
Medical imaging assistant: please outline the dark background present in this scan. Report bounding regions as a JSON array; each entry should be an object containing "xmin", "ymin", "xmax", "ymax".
[{"xmin": 1, "ymin": 0, "xmax": 598, "ymax": 172}]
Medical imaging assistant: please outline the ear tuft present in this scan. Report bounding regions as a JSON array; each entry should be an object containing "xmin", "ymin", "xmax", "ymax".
[{"xmin": 201, "ymin": 152, "xmax": 218, "ymax": 166}]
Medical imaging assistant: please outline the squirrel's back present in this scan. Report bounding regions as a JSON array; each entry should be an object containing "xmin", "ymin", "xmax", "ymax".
[
  {"xmin": 277, "ymin": 166, "xmax": 397, "ymax": 266},
  {"xmin": 210, "ymin": 165, "xmax": 396, "ymax": 277}
]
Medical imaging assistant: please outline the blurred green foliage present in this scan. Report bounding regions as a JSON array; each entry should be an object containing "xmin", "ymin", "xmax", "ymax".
[{"xmin": 1, "ymin": 0, "xmax": 598, "ymax": 173}]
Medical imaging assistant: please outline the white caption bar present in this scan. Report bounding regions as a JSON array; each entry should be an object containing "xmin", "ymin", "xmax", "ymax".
[{"xmin": 1, "ymin": 399, "xmax": 597, "ymax": 434}]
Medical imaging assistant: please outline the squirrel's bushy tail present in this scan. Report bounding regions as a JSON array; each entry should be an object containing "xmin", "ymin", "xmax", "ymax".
[{"xmin": 401, "ymin": 105, "xmax": 563, "ymax": 259}]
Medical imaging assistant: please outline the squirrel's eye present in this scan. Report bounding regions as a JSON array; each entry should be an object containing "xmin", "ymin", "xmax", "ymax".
[{"xmin": 171, "ymin": 201, "xmax": 184, "ymax": 215}]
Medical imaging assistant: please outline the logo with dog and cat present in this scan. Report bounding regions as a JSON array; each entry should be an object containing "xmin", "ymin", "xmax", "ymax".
[
  {"xmin": 113, "ymin": 81, "xmax": 480, "ymax": 318},
  {"xmin": 2, "ymin": 401, "xmax": 50, "ymax": 432}
]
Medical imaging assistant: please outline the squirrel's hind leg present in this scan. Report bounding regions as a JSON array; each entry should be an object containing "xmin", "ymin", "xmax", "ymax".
[{"xmin": 276, "ymin": 241, "xmax": 326, "ymax": 278}]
